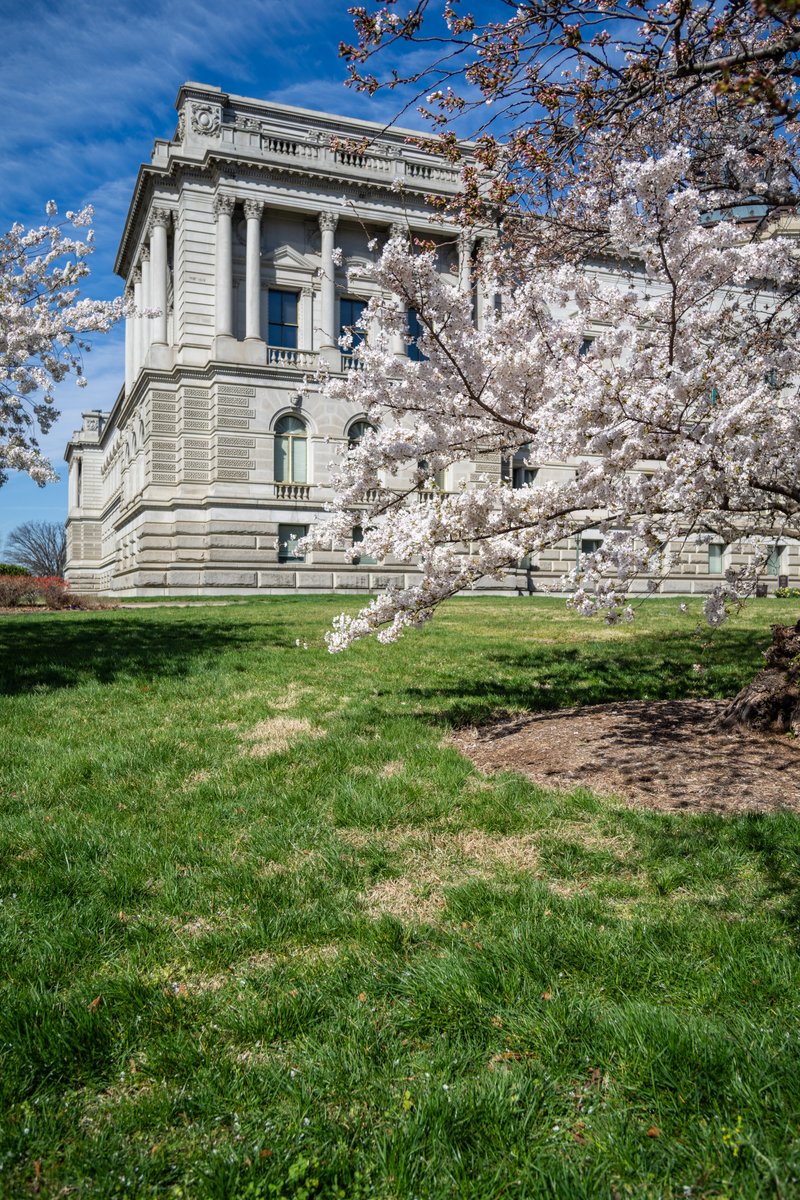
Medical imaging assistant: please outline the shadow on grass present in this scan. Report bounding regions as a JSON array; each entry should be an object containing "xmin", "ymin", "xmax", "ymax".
[
  {"xmin": 401, "ymin": 629, "xmax": 771, "ymax": 727},
  {"xmin": 0, "ymin": 613, "xmax": 262, "ymax": 694}
]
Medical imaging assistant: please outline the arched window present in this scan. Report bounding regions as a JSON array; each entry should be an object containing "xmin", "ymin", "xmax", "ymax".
[
  {"xmin": 347, "ymin": 419, "xmax": 374, "ymax": 449},
  {"xmin": 274, "ymin": 414, "xmax": 308, "ymax": 483}
]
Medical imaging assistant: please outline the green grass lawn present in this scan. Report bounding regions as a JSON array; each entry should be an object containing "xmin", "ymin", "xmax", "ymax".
[{"xmin": 1, "ymin": 596, "xmax": 799, "ymax": 1199}]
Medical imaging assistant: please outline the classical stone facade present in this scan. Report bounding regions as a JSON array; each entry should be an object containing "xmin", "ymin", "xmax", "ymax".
[{"xmin": 64, "ymin": 82, "xmax": 797, "ymax": 596}]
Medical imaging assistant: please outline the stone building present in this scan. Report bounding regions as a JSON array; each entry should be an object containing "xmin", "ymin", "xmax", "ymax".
[
  {"xmin": 64, "ymin": 82, "xmax": 493, "ymax": 595},
  {"xmin": 64, "ymin": 82, "xmax": 796, "ymax": 596}
]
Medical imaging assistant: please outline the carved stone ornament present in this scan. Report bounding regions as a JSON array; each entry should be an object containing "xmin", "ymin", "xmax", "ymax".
[
  {"xmin": 318, "ymin": 212, "xmax": 339, "ymax": 233},
  {"xmin": 176, "ymin": 109, "xmax": 186, "ymax": 143},
  {"xmin": 389, "ymin": 222, "xmax": 409, "ymax": 241},
  {"xmin": 140, "ymin": 244, "xmax": 150, "ymax": 262},
  {"xmin": 190, "ymin": 102, "xmax": 221, "ymax": 137},
  {"xmin": 132, "ymin": 267, "xmax": 142, "ymax": 285},
  {"xmin": 243, "ymin": 199, "xmax": 265, "ymax": 220},
  {"xmin": 213, "ymin": 194, "xmax": 236, "ymax": 219},
  {"xmin": 84, "ymin": 416, "xmax": 99, "ymax": 432},
  {"xmin": 149, "ymin": 206, "xmax": 172, "ymax": 232}
]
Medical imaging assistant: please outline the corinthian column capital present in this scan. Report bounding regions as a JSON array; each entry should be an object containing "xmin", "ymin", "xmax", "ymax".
[
  {"xmin": 244, "ymin": 199, "xmax": 265, "ymax": 221},
  {"xmin": 213, "ymin": 194, "xmax": 236, "ymax": 219},
  {"xmin": 319, "ymin": 211, "xmax": 339, "ymax": 234},
  {"xmin": 149, "ymin": 206, "xmax": 172, "ymax": 233}
]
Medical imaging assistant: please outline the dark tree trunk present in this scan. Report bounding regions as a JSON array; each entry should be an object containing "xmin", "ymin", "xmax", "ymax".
[{"xmin": 718, "ymin": 619, "xmax": 800, "ymax": 734}]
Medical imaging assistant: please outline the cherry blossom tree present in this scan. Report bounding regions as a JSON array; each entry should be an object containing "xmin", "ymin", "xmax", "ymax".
[
  {"xmin": 0, "ymin": 203, "xmax": 125, "ymax": 487},
  {"xmin": 314, "ymin": 137, "xmax": 800, "ymax": 658},
  {"xmin": 341, "ymin": 0, "xmax": 800, "ymax": 218},
  {"xmin": 318, "ymin": 4, "xmax": 800, "ymax": 729}
]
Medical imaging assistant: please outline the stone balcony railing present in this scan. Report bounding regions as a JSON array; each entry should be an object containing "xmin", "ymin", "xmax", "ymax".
[
  {"xmin": 267, "ymin": 346, "xmax": 318, "ymax": 370},
  {"xmin": 274, "ymin": 483, "xmax": 312, "ymax": 501},
  {"xmin": 217, "ymin": 123, "xmax": 463, "ymax": 193},
  {"xmin": 340, "ymin": 353, "xmax": 366, "ymax": 373}
]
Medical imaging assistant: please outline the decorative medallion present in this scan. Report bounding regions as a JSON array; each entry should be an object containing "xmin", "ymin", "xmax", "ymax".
[{"xmin": 190, "ymin": 103, "xmax": 221, "ymax": 137}]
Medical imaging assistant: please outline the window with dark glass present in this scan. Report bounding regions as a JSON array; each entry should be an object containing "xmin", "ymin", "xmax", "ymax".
[
  {"xmin": 347, "ymin": 419, "xmax": 374, "ymax": 449},
  {"xmin": 577, "ymin": 535, "xmax": 603, "ymax": 568},
  {"xmin": 418, "ymin": 459, "xmax": 446, "ymax": 490},
  {"xmin": 352, "ymin": 525, "xmax": 376, "ymax": 565},
  {"xmin": 278, "ymin": 524, "xmax": 307, "ymax": 563},
  {"xmin": 274, "ymin": 415, "xmax": 308, "ymax": 483},
  {"xmin": 340, "ymin": 298, "xmax": 366, "ymax": 354},
  {"xmin": 407, "ymin": 308, "xmax": 427, "ymax": 361},
  {"xmin": 268, "ymin": 290, "xmax": 299, "ymax": 349}
]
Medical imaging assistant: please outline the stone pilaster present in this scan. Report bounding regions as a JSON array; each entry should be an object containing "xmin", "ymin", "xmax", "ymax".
[
  {"xmin": 140, "ymin": 246, "xmax": 151, "ymax": 367},
  {"xmin": 124, "ymin": 286, "xmax": 135, "ymax": 394},
  {"xmin": 132, "ymin": 269, "xmax": 143, "ymax": 381}
]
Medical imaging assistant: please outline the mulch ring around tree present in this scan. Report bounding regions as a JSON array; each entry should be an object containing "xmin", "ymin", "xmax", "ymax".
[{"xmin": 450, "ymin": 700, "xmax": 800, "ymax": 814}]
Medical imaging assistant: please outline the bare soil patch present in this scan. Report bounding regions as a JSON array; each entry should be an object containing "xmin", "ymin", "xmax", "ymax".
[{"xmin": 450, "ymin": 699, "xmax": 800, "ymax": 814}]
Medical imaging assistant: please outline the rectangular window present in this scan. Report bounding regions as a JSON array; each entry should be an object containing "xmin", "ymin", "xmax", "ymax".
[
  {"xmin": 766, "ymin": 546, "xmax": 784, "ymax": 576},
  {"xmin": 291, "ymin": 436, "xmax": 307, "ymax": 484},
  {"xmin": 708, "ymin": 543, "xmax": 724, "ymax": 574},
  {"xmin": 352, "ymin": 525, "xmax": 376, "ymax": 566},
  {"xmin": 578, "ymin": 536, "xmax": 603, "ymax": 568},
  {"xmin": 407, "ymin": 308, "xmax": 427, "ymax": 361},
  {"xmin": 278, "ymin": 524, "xmax": 307, "ymax": 563},
  {"xmin": 513, "ymin": 466, "xmax": 538, "ymax": 488},
  {"xmin": 340, "ymin": 297, "xmax": 366, "ymax": 354},
  {"xmin": 268, "ymin": 290, "xmax": 299, "ymax": 349}
]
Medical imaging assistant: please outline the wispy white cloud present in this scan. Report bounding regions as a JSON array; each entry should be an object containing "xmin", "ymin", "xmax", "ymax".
[{"xmin": 0, "ymin": 0, "xmax": 437, "ymax": 531}]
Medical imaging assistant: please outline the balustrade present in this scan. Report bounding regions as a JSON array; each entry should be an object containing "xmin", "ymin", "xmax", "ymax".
[
  {"xmin": 267, "ymin": 346, "xmax": 318, "ymax": 370},
  {"xmin": 274, "ymin": 483, "xmax": 312, "ymax": 501}
]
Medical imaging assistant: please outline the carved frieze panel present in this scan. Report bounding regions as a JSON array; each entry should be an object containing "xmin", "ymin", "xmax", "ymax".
[
  {"xmin": 217, "ymin": 384, "xmax": 256, "ymax": 397},
  {"xmin": 218, "ymin": 437, "xmax": 256, "ymax": 448}
]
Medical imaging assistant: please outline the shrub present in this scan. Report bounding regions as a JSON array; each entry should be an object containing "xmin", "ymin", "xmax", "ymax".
[
  {"xmin": 776, "ymin": 586, "xmax": 800, "ymax": 599},
  {"xmin": 0, "ymin": 563, "xmax": 31, "ymax": 576},
  {"xmin": 0, "ymin": 575, "xmax": 38, "ymax": 606},
  {"xmin": 34, "ymin": 577, "xmax": 72, "ymax": 610}
]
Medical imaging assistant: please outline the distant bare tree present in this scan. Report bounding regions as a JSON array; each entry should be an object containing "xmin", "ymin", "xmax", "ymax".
[{"xmin": 5, "ymin": 520, "xmax": 67, "ymax": 577}]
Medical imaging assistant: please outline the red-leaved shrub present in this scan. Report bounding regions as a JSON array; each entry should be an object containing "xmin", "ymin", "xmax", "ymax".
[{"xmin": 35, "ymin": 576, "xmax": 71, "ymax": 609}]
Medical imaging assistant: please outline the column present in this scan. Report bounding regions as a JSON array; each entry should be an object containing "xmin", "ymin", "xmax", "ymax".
[
  {"xmin": 124, "ymin": 286, "xmax": 135, "ymax": 393},
  {"xmin": 457, "ymin": 230, "xmax": 474, "ymax": 294},
  {"xmin": 389, "ymin": 223, "xmax": 408, "ymax": 357},
  {"xmin": 140, "ymin": 248, "xmax": 151, "ymax": 366},
  {"xmin": 244, "ymin": 199, "xmax": 264, "ymax": 341},
  {"xmin": 318, "ymin": 212, "xmax": 339, "ymax": 350},
  {"xmin": 214, "ymin": 194, "xmax": 235, "ymax": 337},
  {"xmin": 133, "ymin": 264, "xmax": 144, "ymax": 374},
  {"xmin": 475, "ymin": 237, "xmax": 494, "ymax": 332},
  {"xmin": 149, "ymin": 207, "xmax": 170, "ymax": 346}
]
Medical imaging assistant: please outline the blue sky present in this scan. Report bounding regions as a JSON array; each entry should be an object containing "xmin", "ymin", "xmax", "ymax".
[{"xmin": 0, "ymin": 0, "xmax": 440, "ymax": 546}]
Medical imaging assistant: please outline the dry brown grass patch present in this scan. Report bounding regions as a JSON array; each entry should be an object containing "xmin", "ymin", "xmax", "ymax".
[
  {"xmin": 242, "ymin": 716, "xmax": 325, "ymax": 757},
  {"xmin": 379, "ymin": 759, "xmax": 405, "ymax": 778},
  {"xmin": 350, "ymin": 827, "xmax": 545, "ymax": 923}
]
